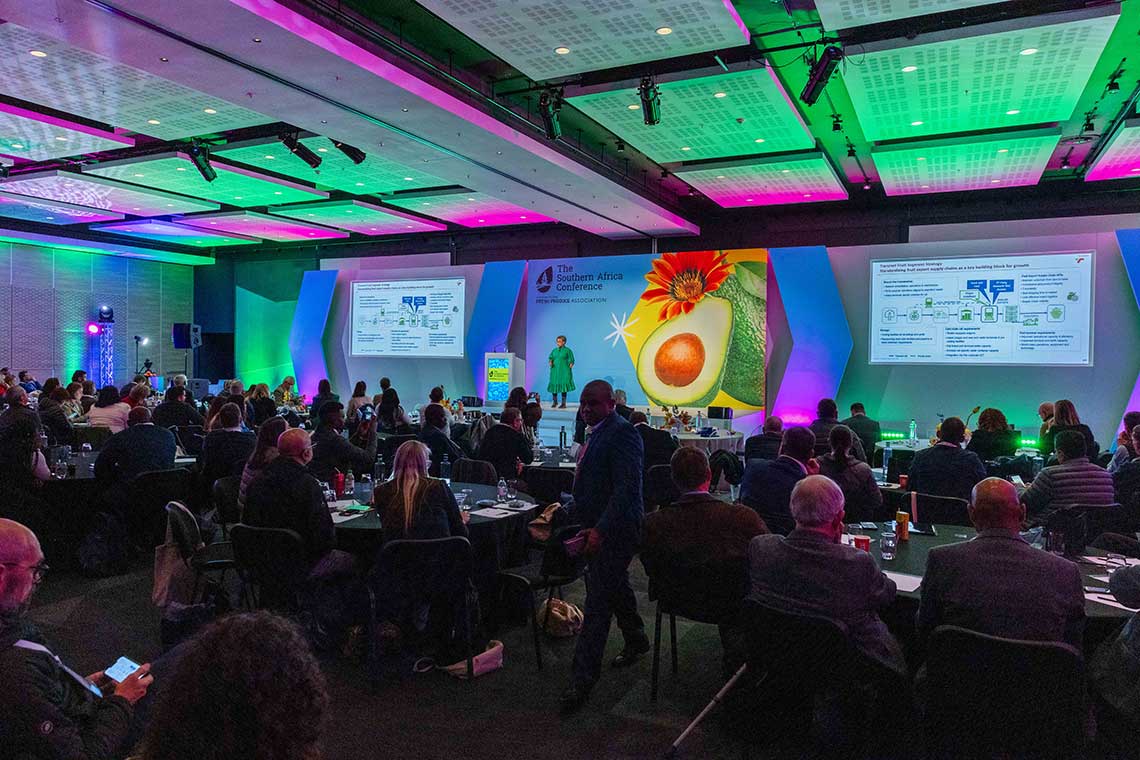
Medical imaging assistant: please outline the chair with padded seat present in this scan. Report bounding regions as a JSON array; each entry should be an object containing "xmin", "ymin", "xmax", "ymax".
[
  {"xmin": 451, "ymin": 457, "xmax": 498, "ymax": 486},
  {"xmin": 163, "ymin": 501, "xmax": 235, "ymax": 603},
  {"xmin": 644, "ymin": 463, "xmax": 681, "ymax": 513},
  {"xmin": 230, "ymin": 524, "xmax": 308, "ymax": 613},
  {"xmin": 519, "ymin": 465, "xmax": 575, "ymax": 507},
  {"xmin": 211, "ymin": 476, "xmax": 241, "ymax": 537},
  {"xmin": 127, "ymin": 468, "xmax": 193, "ymax": 549}
]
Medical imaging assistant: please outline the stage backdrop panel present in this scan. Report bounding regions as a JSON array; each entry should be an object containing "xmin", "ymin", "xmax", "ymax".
[{"xmin": 526, "ymin": 249, "xmax": 767, "ymax": 411}]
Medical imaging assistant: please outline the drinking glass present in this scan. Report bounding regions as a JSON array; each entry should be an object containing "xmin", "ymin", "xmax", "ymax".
[
  {"xmin": 729, "ymin": 484, "xmax": 740, "ymax": 502},
  {"xmin": 454, "ymin": 492, "xmax": 468, "ymax": 511},
  {"xmin": 506, "ymin": 481, "xmax": 518, "ymax": 500},
  {"xmin": 880, "ymin": 532, "xmax": 898, "ymax": 561}
]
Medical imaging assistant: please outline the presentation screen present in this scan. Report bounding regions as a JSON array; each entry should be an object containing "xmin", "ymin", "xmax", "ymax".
[
  {"xmin": 869, "ymin": 252, "xmax": 1093, "ymax": 366},
  {"xmin": 350, "ymin": 278, "xmax": 466, "ymax": 358}
]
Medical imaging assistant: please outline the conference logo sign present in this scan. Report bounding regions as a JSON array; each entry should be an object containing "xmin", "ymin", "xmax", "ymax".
[{"xmin": 536, "ymin": 266, "xmax": 554, "ymax": 293}]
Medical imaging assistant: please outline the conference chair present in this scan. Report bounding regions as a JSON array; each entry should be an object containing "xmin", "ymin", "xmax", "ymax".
[
  {"xmin": 73, "ymin": 425, "xmax": 113, "ymax": 451},
  {"xmin": 924, "ymin": 625, "xmax": 1085, "ymax": 759},
  {"xmin": 367, "ymin": 536, "xmax": 477, "ymax": 683},
  {"xmin": 644, "ymin": 463, "xmax": 681, "ymax": 513},
  {"xmin": 1045, "ymin": 503, "xmax": 1124, "ymax": 556},
  {"xmin": 127, "ymin": 468, "xmax": 193, "ymax": 549},
  {"xmin": 452, "ymin": 457, "xmax": 498, "ymax": 486},
  {"xmin": 211, "ymin": 476, "xmax": 241, "ymax": 537},
  {"xmin": 911, "ymin": 493, "xmax": 971, "ymax": 526},
  {"xmin": 163, "ymin": 501, "xmax": 235, "ymax": 604},
  {"xmin": 497, "ymin": 524, "xmax": 586, "ymax": 670},
  {"xmin": 520, "ymin": 465, "xmax": 574, "ymax": 507},
  {"xmin": 230, "ymin": 524, "xmax": 308, "ymax": 613},
  {"xmin": 175, "ymin": 426, "xmax": 205, "ymax": 457}
]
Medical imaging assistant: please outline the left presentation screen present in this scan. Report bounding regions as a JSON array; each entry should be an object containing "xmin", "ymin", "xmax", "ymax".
[{"xmin": 350, "ymin": 278, "xmax": 466, "ymax": 358}]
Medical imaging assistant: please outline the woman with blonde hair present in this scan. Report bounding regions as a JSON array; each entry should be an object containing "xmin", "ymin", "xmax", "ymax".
[
  {"xmin": 248, "ymin": 383, "xmax": 277, "ymax": 427},
  {"xmin": 1042, "ymin": 398, "xmax": 1097, "ymax": 458},
  {"xmin": 372, "ymin": 440, "xmax": 467, "ymax": 540}
]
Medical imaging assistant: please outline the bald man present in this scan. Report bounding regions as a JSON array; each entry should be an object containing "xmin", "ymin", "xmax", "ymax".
[
  {"xmin": 0, "ymin": 519, "xmax": 153, "ymax": 758},
  {"xmin": 917, "ymin": 477, "xmax": 1085, "ymax": 649}
]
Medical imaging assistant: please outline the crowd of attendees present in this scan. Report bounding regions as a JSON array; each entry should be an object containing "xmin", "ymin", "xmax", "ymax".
[{"xmin": 2, "ymin": 367, "xmax": 1140, "ymax": 757}]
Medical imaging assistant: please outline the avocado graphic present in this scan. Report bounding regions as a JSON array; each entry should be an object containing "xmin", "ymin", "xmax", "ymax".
[
  {"xmin": 713, "ymin": 271, "xmax": 766, "ymax": 406},
  {"xmin": 636, "ymin": 296, "xmax": 732, "ymax": 407}
]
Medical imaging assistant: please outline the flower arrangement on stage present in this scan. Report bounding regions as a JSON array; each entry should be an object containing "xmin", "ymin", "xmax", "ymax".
[
  {"xmin": 661, "ymin": 405, "xmax": 692, "ymax": 431},
  {"xmin": 439, "ymin": 385, "xmax": 465, "ymax": 415}
]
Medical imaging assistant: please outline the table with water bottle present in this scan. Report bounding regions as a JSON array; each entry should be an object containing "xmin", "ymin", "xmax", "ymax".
[{"xmin": 44, "ymin": 443, "xmax": 198, "ymax": 480}]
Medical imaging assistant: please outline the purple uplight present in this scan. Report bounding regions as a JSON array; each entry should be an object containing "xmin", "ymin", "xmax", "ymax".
[
  {"xmin": 86, "ymin": 323, "xmax": 101, "ymax": 335},
  {"xmin": 1085, "ymin": 119, "xmax": 1140, "ymax": 183}
]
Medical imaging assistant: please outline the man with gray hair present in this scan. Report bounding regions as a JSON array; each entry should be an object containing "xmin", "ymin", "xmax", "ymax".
[
  {"xmin": 747, "ymin": 475, "xmax": 904, "ymax": 670},
  {"xmin": 613, "ymin": 388, "xmax": 633, "ymax": 420}
]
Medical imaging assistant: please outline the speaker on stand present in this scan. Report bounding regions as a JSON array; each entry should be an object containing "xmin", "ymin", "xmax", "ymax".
[{"xmin": 172, "ymin": 323, "xmax": 203, "ymax": 378}]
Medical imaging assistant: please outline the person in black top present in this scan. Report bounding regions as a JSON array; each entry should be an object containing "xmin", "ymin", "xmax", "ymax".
[
  {"xmin": 199, "ymin": 403, "xmax": 256, "ymax": 487},
  {"xmin": 966, "ymin": 407, "xmax": 1019, "ymax": 461},
  {"xmin": 151, "ymin": 385, "xmax": 203, "ymax": 429},
  {"xmin": 1040, "ymin": 399, "xmax": 1098, "ymax": 459},
  {"xmin": 418, "ymin": 403, "xmax": 462, "ymax": 478},
  {"xmin": 373, "ymin": 440, "xmax": 468, "ymax": 541},
  {"xmin": 745, "ymin": 416, "xmax": 784, "ymax": 461},
  {"xmin": 907, "ymin": 417, "xmax": 987, "ymax": 501},
  {"xmin": 475, "ymin": 406, "xmax": 534, "ymax": 481},
  {"xmin": 841, "ymin": 403, "xmax": 881, "ymax": 461},
  {"xmin": 740, "ymin": 426, "xmax": 816, "ymax": 535},
  {"xmin": 0, "ymin": 386, "xmax": 42, "ymax": 440},
  {"xmin": 308, "ymin": 379, "xmax": 340, "ymax": 418},
  {"xmin": 307, "ymin": 401, "xmax": 377, "ymax": 483},
  {"xmin": 629, "ymin": 411, "xmax": 678, "ymax": 472},
  {"xmin": 36, "ymin": 387, "xmax": 73, "ymax": 446},
  {"xmin": 614, "ymin": 389, "xmax": 634, "ymax": 420},
  {"xmin": 247, "ymin": 384, "xmax": 277, "ymax": 427},
  {"xmin": 94, "ymin": 407, "xmax": 177, "ymax": 485}
]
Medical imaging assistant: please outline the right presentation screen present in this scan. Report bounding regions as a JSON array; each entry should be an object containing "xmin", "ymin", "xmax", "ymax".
[{"xmin": 869, "ymin": 252, "xmax": 1094, "ymax": 366}]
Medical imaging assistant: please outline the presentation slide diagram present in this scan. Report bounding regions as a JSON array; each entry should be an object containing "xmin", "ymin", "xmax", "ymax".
[
  {"xmin": 351, "ymin": 278, "xmax": 466, "ymax": 358},
  {"xmin": 869, "ymin": 252, "xmax": 1093, "ymax": 366}
]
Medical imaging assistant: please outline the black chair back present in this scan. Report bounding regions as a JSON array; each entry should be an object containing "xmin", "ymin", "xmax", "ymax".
[
  {"xmin": 177, "ymin": 426, "xmax": 205, "ymax": 456},
  {"xmin": 212, "ymin": 476, "xmax": 241, "ymax": 526},
  {"xmin": 924, "ymin": 625, "xmax": 1085, "ymax": 758},
  {"xmin": 743, "ymin": 599, "xmax": 864, "ymax": 690},
  {"xmin": 164, "ymin": 501, "xmax": 201, "ymax": 561},
  {"xmin": 452, "ymin": 457, "xmax": 498, "ymax": 486},
  {"xmin": 373, "ymin": 536, "xmax": 474, "ymax": 600},
  {"xmin": 128, "ymin": 468, "xmax": 193, "ymax": 548},
  {"xmin": 1045, "ymin": 503, "xmax": 1123, "ymax": 556},
  {"xmin": 913, "ymin": 493, "xmax": 971, "ymax": 526},
  {"xmin": 230, "ymin": 524, "xmax": 308, "ymax": 612},
  {"xmin": 644, "ymin": 548, "xmax": 747, "ymax": 624},
  {"xmin": 644, "ymin": 463, "xmax": 680, "ymax": 512},
  {"xmin": 520, "ymin": 465, "xmax": 574, "ymax": 506}
]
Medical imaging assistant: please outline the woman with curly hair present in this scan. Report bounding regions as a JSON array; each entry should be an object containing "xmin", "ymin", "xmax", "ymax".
[
  {"xmin": 133, "ymin": 611, "xmax": 327, "ymax": 760},
  {"xmin": 966, "ymin": 407, "xmax": 1019, "ymax": 461}
]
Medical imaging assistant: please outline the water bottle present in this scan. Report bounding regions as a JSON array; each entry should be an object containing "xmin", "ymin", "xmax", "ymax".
[
  {"xmin": 358, "ymin": 474, "xmax": 373, "ymax": 505},
  {"xmin": 908, "ymin": 418, "xmax": 917, "ymax": 442},
  {"xmin": 440, "ymin": 454, "xmax": 451, "ymax": 484},
  {"xmin": 497, "ymin": 477, "xmax": 508, "ymax": 500},
  {"xmin": 882, "ymin": 441, "xmax": 893, "ymax": 482},
  {"xmin": 373, "ymin": 454, "xmax": 385, "ymax": 483},
  {"xmin": 559, "ymin": 425, "xmax": 567, "ymax": 450},
  {"xmin": 343, "ymin": 470, "xmax": 355, "ymax": 499}
]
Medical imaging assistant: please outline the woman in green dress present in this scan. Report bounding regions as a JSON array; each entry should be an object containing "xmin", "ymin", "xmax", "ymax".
[{"xmin": 547, "ymin": 335, "xmax": 575, "ymax": 409}]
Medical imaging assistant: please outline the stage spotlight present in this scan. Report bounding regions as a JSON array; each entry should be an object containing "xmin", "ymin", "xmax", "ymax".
[
  {"xmin": 616, "ymin": 139, "xmax": 626, "ymax": 153},
  {"xmin": 86, "ymin": 323, "xmax": 100, "ymax": 335},
  {"xmin": 538, "ymin": 89, "xmax": 563, "ymax": 140},
  {"xmin": 862, "ymin": 178, "xmax": 872, "ymax": 190},
  {"xmin": 134, "ymin": 335, "xmax": 149, "ymax": 346},
  {"xmin": 638, "ymin": 77, "xmax": 661, "ymax": 126},
  {"xmin": 1060, "ymin": 155, "xmax": 1071, "ymax": 169},
  {"xmin": 1082, "ymin": 114, "xmax": 1096, "ymax": 133},
  {"xmin": 332, "ymin": 140, "xmax": 366, "ymax": 165},
  {"xmin": 186, "ymin": 141, "xmax": 216, "ymax": 183},
  {"xmin": 832, "ymin": 114, "xmax": 843, "ymax": 132},
  {"xmin": 847, "ymin": 145, "xmax": 857, "ymax": 158},
  {"xmin": 800, "ymin": 45, "xmax": 843, "ymax": 106},
  {"xmin": 97, "ymin": 305, "xmax": 114, "ymax": 323},
  {"xmin": 281, "ymin": 132, "xmax": 322, "ymax": 169}
]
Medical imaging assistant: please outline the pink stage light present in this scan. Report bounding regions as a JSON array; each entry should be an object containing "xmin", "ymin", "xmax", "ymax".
[{"xmin": 86, "ymin": 323, "xmax": 101, "ymax": 335}]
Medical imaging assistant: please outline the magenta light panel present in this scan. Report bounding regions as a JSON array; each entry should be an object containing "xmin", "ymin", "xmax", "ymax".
[
  {"xmin": 0, "ymin": 102, "xmax": 133, "ymax": 162},
  {"xmin": 382, "ymin": 191, "xmax": 554, "ymax": 227},
  {"xmin": 0, "ymin": 191, "xmax": 124, "ymax": 225},
  {"xmin": 92, "ymin": 220, "xmax": 260, "ymax": 247},
  {"xmin": 175, "ymin": 211, "xmax": 348, "ymax": 242},
  {"xmin": 1085, "ymin": 119, "xmax": 1140, "ymax": 183},
  {"xmin": 674, "ymin": 153, "xmax": 848, "ymax": 207},
  {"xmin": 0, "ymin": 170, "xmax": 220, "ymax": 216},
  {"xmin": 269, "ymin": 200, "xmax": 446, "ymax": 235}
]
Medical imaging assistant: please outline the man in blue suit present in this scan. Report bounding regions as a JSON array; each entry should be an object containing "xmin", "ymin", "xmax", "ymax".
[
  {"xmin": 740, "ymin": 426, "xmax": 817, "ymax": 535},
  {"xmin": 561, "ymin": 380, "xmax": 647, "ymax": 711}
]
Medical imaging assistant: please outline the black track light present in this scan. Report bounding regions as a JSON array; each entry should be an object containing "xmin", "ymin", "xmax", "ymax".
[
  {"xmin": 332, "ymin": 140, "xmax": 366, "ymax": 165},
  {"xmin": 538, "ymin": 88, "xmax": 563, "ymax": 140},
  {"xmin": 186, "ymin": 140, "xmax": 216, "ymax": 182},
  {"xmin": 616, "ymin": 139, "xmax": 625, "ymax": 153},
  {"xmin": 801, "ymin": 45, "xmax": 843, "ymax": 106},
  {"xmin": 832, "ymin": 114, "xmax": 843, "ymax": 132},
  {"xmin": 1060, "ymin": 155, "xmax": 1071, "ymax": 169},
  {"xmin": 281, "ymin": 132, "xmax": 322, "ymax": 169},
  {"xmin": 862, "ymin": 178, "xmax": 872, "ymax": 190},
  {"xmin": 638, "ymin": 76, "xmax": 661, "ymax": 126},
  {"xmin": 1082, "ymin": 114, "xmax": 1096, "ymax": 133},
  {"xmin": 847, "ymin": 146, "xmax": 857, "ymax": 158}
]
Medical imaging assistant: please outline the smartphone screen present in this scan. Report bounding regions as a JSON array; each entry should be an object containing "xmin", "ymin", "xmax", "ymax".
[
  {"xmin": 1011, "ymin": 475, "xmax": 1025, "ymax": 487},
  {"xmin": 105, "ymin": 656, "xmax": 141, "ymax": 683}
]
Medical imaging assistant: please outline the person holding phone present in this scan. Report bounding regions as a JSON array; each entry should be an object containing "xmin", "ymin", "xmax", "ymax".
[{"xmin": 0, "ymin": 519, "xmax": 153, "ymax": 758}]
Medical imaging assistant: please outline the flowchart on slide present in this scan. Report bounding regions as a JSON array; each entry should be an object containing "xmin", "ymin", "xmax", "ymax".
[
  {"xmin": 351, "ymin": 278, "xmax": 465, "ymax": 358},
  {"xmin": 870, "ymin": 252, "xmax": 1093, "ymax": 366}
]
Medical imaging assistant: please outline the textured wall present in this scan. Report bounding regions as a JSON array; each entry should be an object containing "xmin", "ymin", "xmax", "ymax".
[{"xmin": 0, "ymin": 242, "xmax": 194, "ymax": 386}]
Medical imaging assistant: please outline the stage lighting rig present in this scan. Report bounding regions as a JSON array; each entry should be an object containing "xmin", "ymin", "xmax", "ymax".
[
  {"xmin": 281, "ymin": 132, "xmax": 322, "ymax": 169},
  {"xmin": 638, "ymin": 77, "xmax": 661, "ymax": 126},
  {"xmin": 332, "ymin": 140, "xmax": 366, "ymax": 165},
  {"xmin": 800, "ymin": 45, "xmax": 843, "ymax": 107},
  {"xmin": 186, "ymin": 141, "xmax": 216, "ymax": 182},
  {"xmin": 538, "ymin": 88, "xmax": 563, "ymax": 140}
]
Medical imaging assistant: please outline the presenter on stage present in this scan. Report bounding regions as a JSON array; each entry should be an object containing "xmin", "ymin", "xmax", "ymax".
[{"xmin": 548, "ymin": 335, "xmax": 575, "ymax": 409}]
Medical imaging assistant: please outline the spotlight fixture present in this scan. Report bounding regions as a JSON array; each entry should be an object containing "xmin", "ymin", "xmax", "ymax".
[
  {"xmin": 98, "ymin": 305, "xmax": 115, "ymax": 323},
  {"xmin": 538, "ymin": 88, "xmax": 563, "ymax": 140},
  {"xmin": 638, "ymin": 77, "xmax": 661, "ymax": 126},
  {"xmin": 616, "ymin": 139, "xmax": 625, "ymax": 153},
  {"xmin": 862, "ymin": 178, "xmax": 872, "ymax": 190},
  {"xmin": 1108, "ymin": 79, "xmax": 1120, "ymax": 92},
  {"xmin": 86, "ymin": 323, "xmax": 101, "ymax": 335},
  {"xmin": 800, "ymin": 45, "xmax": 843, "ymax": 107},
  {"xmin": 185, "ymin": 141, "xmax": 216, "ymax": 182},
  {"xmin": 831, "ymin": 114, "xmax": 843, "ymax": 132},
  {"xmin": 331, "ymin": 140, "xmax": 366, "ymax": 165},
  {"xmin": 847, "ymin": 145, "xmax": 857, "ymax": 158},
  {"xmin": 1060, "ymin": 155, "xmax": 1071, "ymax": 169},
  {"xmin": 281, "ymin": 132, "xmax": 322, "ymax": 169},
  {"xmin": 1082, "ymin": 113, "xmax": 1096, "ymax": 133}
]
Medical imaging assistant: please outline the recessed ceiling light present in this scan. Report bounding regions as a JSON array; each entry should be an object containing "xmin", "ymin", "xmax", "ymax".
[
  {"xmin": 921, "ymin": 184, "xmax": 929, "ymax": 189},
  {"xmin": 165, "ymin": 204, "xmax": 174, "ymax": 207},
  {"xmin": 991, "ymin": 179, "xmax": 1001, "ymax": 184},
  {"xmin": 133, "ymin": 173, "xmax": 144, "ymax": 177},
  {"xmin": 147, "ymin": 119, "xmax": 160, "ymax": 125},
  {"xmin": 656, "ymin": 26, "xmax": 673, "ymax": 35},
  {"xmin": 133, "ymin": 207, "xmax": 140, "ymax": 211},
  {"xmin": 370, "ymin": 227, "xmax": 377, "ymax": 231},
  {"xmin": 916, "ymin": 156, "xmax": 926, "ymax": 161},
  {"xmin": 1132, "ymin": 167, "xmax": 1140, "ymax": 172},
  {"xmin": 54, "ymin": 136, "xmax": 69, "ymax": 141},
  {"xmin": 477, "ymin": 219, "xmax": 485, "ymax": 223},
  {"xmin": 233, "ymin": 196, "xmax": 242, "ymax": 200},
  {"xmin": 780, "ymin": 169, "xmax": 790, "ymax": 174},
  {"xmin": 554, "ymin": 46, "xmax": 570, "ymax": 55},
  {"xmin": 910, "ymin": 120, "xmax": 924, "ymax": 126},
  {"xmin": 10, "ymin": 143, "xmax": 23, "ymax": 149},
  {"xmin": 401, "ymin": 107, "xmax": 410, "ymax": 112},
  {"xmin": 355, "ymin": 182, "xmax": 364, "ymax": 186},
  {"xmin": 520, "ymin": 215, "xmax": 527, "ymax": 219},
  {"xmin": 28, "ymin": 50, "xmax": 47, "ymax": 58},
  {"xmin": 274, "ymin": 191, "xmax": 282, "ymax": 195},
  {"xmin": 467, "ymin": 198, "xmax": 476, "ymax": 201},
  {"xmin": 406, "ymin": 225, "xmax": 414, "ymax": 229},
  {"xmin": 1020, "ymin": 48, "xmax": 1038, "ymax": 56},
  {"xmin": 203, "ymin": 108, "xmax": 217, "ymax": 114},
  {"xmin": 422, "ymin": 203, "xmax": 431, "ymax": 206},
  {"xmin": 745, "ymin": 198, "xmax": 753, "ymax": 202},
  {"xmin": 681, "ymin": 146, "xmax": 691, "ymax": 151},
  {"xmin": 252, "ymin": 37, "xmax": 262, "ymax": 43},
  {"xmin": 754, "ymin": 138, "xmax": 765, "ymax": 144},
  {"xmin": 209, "ymin": 221, "xmax": 217, "ymax": 225},
  {"xmin": 627, "ymin": 104, "xmax": 640, "ymax": 110},
  {"xmin": 308, "ymin": 232, "xmax": 315, "ymax": 236},
  {"xmin": 264, "ymin": 155, "xmax": 275, "ymax": 159},
  {"xmin": 159, "ymin": 57, "xmax": 169, "ymax": 63},
  {"xmin": 716, "ymin": 175, "xmax": 725, "ymax": 179},
  {"xmin": 45, "ymin": 216, "xmax": 53, "ymax": 220},
  {"xmin": 403, "ymin": 177, "xmax": 414, "ymax": 181},
  {"xmin": 714, "ymin": 92, "xmax": 727, "ymax": 98},
  {"xmin": 901, "ymin": 65, "xmax": 918, "ymax": 73},
  {"xmin": 307, "ymin": 214, "xmax": 314, "ymax": 217},
  {"xmin": 317, "ymin": 147, "xmax": 328, "ymax": 152},
  {"xmin": 1006, "ymin": 109, "xmax": 1020, "ymax": 115},
  {"xmin": 803, "ymin": 193, "xmax": 812, "ymax": 198}
]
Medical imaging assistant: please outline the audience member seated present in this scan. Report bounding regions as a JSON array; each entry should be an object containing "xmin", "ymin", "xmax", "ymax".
[
  {"xmin": 94, "ymin": 407, "xmax": 177, "ymax": 485},
  {"xmin": 17, "ymin": 370, "xmax": 41, "ymax": 393},
  {"xmin": 373, "ymin": 440, "xmax": 468, "ymax": 541},
  {"xmin": 39, "ymin": 377, "xmax": 61, "ymax": 399},
  {"xmin": 80, "ymin": 381, "xmax": 97, "ymax": 414},
  {"xmin": 641, "ymin": 447, "xmax": 767, "ymax": 673},
  {"xmin": 504, "ymin": 386, "xmax": 529, "ymax": 411},
  {"xmin": 199, "ymin": 403, "xmax": 256, "ymax": 487},
  {"xmin": 427, "ymin": 386, "xmax": 455, "ymax": 429},
  {"xmin": 309, "ymin": 378, "xmax": 340, "ymax": 418},
  {"xmin": 841, "ymin": 402, "xmax": 881, "ymax": 460},
  {"xmin": 614, "ymin": 388, "xmax": 634, "ymax": 420},
  {"xmin": 1113, "ymin": 425, "xmax": 1140, "ymax": 508},
  {"xmin": 239, "ymin": 416, "xmax": 288, "ymax": 508},
  {"xmin": 747, "ymin": 476, "xmax": 904, "ymax": 671},
  {"xmin": 0, "ymin": 519, "xmax": 153, "ymax": 758},
  {"xmin": 817, "ymin": 424, "xmax": 883, "ymax": 522},
  {"xmin": 1090, "ymin": 563, "xmax": 1140, "ymax": 730},
  {"xmin": 1041, "ymin": 398, "xmax": 1098, "ymax": 459},
  {"xmin": 740, "ymin": 426, "xmax": 817, "ymax": 535},
  {"xmin": 308, "ymin": 401, "xmax": 377, "ymax": 483},
  {"xmin": 918, "ymin": 478, "xmax": 1084, "ymax": 653},
  {"xmin": 151, "ymin": 385, "xmax": 204, "ymax": 429},
  {"xmin": 247, "ymin": 383, "xmax": 277, "ymax": 427},
  {"xmin": 345, "ymin": 381, "xmax": 370, "ymax": 422},
  {"xmin": 272, "ymin": 376, "xmax": 299, "ymax": 407},
  {"xmin": 810, "ymin": 398, "xmax": 867, "ymax": 461},
  {"xmin": 418, "ymin": 403, "xmax": 462, "ymax": 478},
  {"xmin": 376, "ymin": 387, "xmax": 413, "ymax": 434},
  {"xmin": 0, "ymin": 416, "xmax": 50, "ymax": 489},
  {"xmin": 521, "ymin": 401, "xmax": 542, "ymax": 448},
  {"xmin": 36, "ymin": 387, "xmax": 73, "ymax": 446},
  {"xmin": 1108, "ymin": 411, "xmax": 1140, "ymax": 473},
  {"xmin": 202, "ymin": 395, "xmax": 227, "ymax": 432},
  {"xmin": 169, "ymin": 373, "xmax": 193, "ymax": 402},
  {"xmin": 475, "ymin": 406, "xmax": 534, "ymax": 481},
  {"xmin": 744, "ymin": 415, "xmax": 783, "ymax": 462},
  {"xmin": 1022, "ymin": 429, "xmax": 1115, "ymax": 527},
  {"xmin": 906, "ymin": 417, "xmax": 986, "ymax": 501},
  {"xmin": 0, "ymin": 386, "xmax": 43, "ymax": 439},
  {"xmin": 244, "ymin": 429, "xmax": 355, "ymax": 581},
  {"xmin": 629, "ymin": 411, "xmax": 678, "ymax": 472},
  {"xmin": 965, "ymin": 407, "xmax": 1019, "ymax": 461},
  {"xmin": 61, "ymin": 382, "xmax": 85, "ymax": 420},
  {"xmin": 123, "ymin": 379, "xmax": 151, "ymax": 409},
  {"xmin": 71, "ymin": 369, "xmax": 87, "ymax": 385},
  {"xmin": 84, "ymin": 386, "xmax": 131, "ymax": 434},
  {"xmin": 370, "ymin": 376, "xmax": 391, "ymax": 408},
  {"xmin": 1038, "ymin": 401, "xmax": 1055, "ymax": 447},
  {"xmin": 132, "ymin": 611, "xmax": 326, "ymax": 760}
]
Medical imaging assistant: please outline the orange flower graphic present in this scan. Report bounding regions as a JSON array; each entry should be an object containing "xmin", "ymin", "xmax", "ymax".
[{"xmin": 640, "ymin": 250, "xmax": 733, "ymax": 320}]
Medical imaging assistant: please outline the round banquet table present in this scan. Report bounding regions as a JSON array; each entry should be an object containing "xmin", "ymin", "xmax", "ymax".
[{"xmin": 676, "ymin": 430, "xmax": 744, "ymax": 454}]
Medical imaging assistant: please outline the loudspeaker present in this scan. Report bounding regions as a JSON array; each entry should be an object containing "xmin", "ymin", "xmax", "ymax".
[
  {"xmin": 707, "ymin": 406, "xmax": 734, "ymax": 420},
  {"xmin": 190, "ymin": 324, "xmax": 202, "ymax": 349},
  {"xmin": 171, "ymin": 323, "xmax": 203, "ymax": 349},
  {"xmin": 189, "ymin": 378, "xmax": 210, "ymax": 400},
  {"xmin": 461, "ymin": 396, "xmax": 484, "ymax": 408}
]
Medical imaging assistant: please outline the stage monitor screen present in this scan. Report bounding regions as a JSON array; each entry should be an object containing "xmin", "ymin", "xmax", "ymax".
[
  {"xmin": 350, "ymin": 278, "xmax": 466, "ymax": 358},
  {"xmin": 869, "ymin": 252, "xmax": 1093, "ymax": 366}
]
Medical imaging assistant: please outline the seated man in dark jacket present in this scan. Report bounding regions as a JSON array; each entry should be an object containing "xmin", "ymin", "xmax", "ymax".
[
  {"xmin": 0, "ymin": 519, "xmax": 153, "ymax": 759},
  {"xmin": 198, "ymin": 403, "xmax": 256, "ymax": 487},
  {"xmin": 629, "ymin": 411, "xmax": 678, "ymax": 472},
  {"xmin": 151, "ymin": 385, "xmax": 203, "ymax": 429},
  {"xmin": 418, "ymin": 403, "xmax": 462, "ymax": 478},
  {"xmin": 94, "ymin": 407, "xmax": 176, "ymax": 485},
  {"xmin": 744, "ymin": 415, "xmax": 784, "ymax": 462},
  {"xmin": 475, "ymin": 406, "xmax": 533, "ymax": 481},
  {"xmin": 307, "ymin": 401, "xmax": 377, "ymax": 483},
  {"xmin": 0, "ymin": 386, "xmax": 42, "ymax": 439},
  {"xmin": 740, "ymin": 426, "xmax": 816, "ymax": 535},
  {"xmin": 243, "ymin": 429, "xmax": 354, "ymax": 580},
  {"xmin": 906, "ymin": 417, "xmax": 986, "ymax": 501},
  {"xmin": 841, "ymin": 403, "xmax": 881, "ymax": 463},
  {"xmin": 809, "ymin": 398, "xmax": 866, "ymax": 461},
  {"xmin": 36, "ymin": 388, "xmax": 73, "ymax": 446}
]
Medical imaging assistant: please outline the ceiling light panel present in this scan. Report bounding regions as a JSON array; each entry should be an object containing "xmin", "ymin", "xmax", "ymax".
[
  {"xmin": 0, "ymin": 190, "xmax": 124, "ymax": 225},
  {"xmin": 413, "ymin": 0, "xmax": 749, "ymax": 81},
  {"xmin": 842, "ymin": 6, "xmax": 1119, "ymax": 142},
  {"xmin": 383, "ymin": 191, "xmax": 554, "ymax": 227},
  {"xmin": 86, "ymin": 152, "xmax": 328, "ymax": 206},
  {"xmin": 269, "ymin": 200, "xmax": 447, "ymax": 235},
  {"xmin": 0, "ymin": 102, "xmax": 134, "ymax": 161},
  {"xmin": 1085, "ymin": 118, "xmax": 1140, "ymax": 183},
  {"xmin": 0, "ymin": 169, "xmax": 220, "ymax": 216},
  {"xmin": 873, "ymin": 127, "xmax": 1060, "ymax": 195},
  {"xmin": 674, "ymin": 153, "xmax": 848, "ymax": 207},
  {"xmin": 814, "ymin": 0, "xmax": 1004, "ymax": 31},
  {"xmin": 216, "ymin": 137, "xmax": 450, "ymax": 195},
  {"xmin": 0, "ymin": 22, "xmax": 269, "ymax": 140},
  {"xmin": 91, "ymin": 219, "xmax": 261, "ymax": 247},
  {"xmin": 567, "ymin": 65, "xmax": 813, "ymax": 163},
  {"xmin": 175, "ymin": 210, "xmax": 348, "ymax": 242}
]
